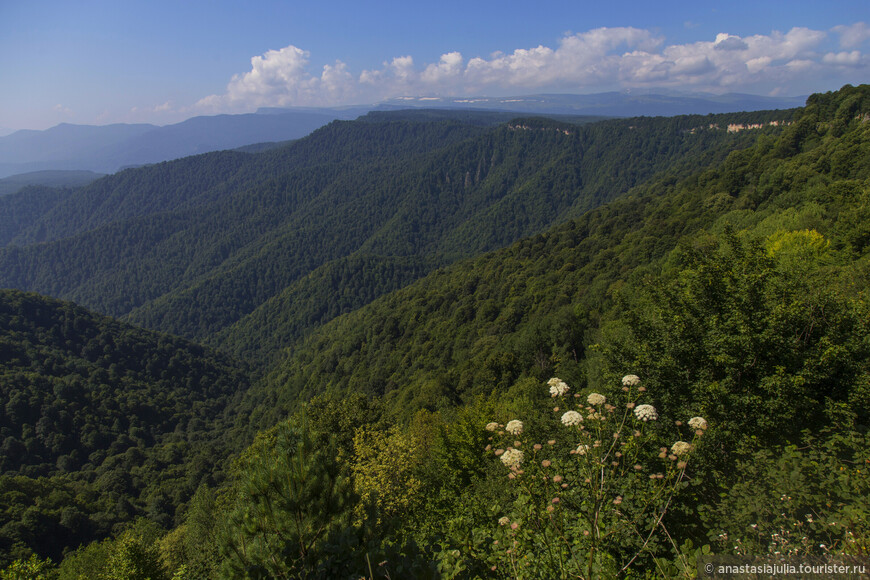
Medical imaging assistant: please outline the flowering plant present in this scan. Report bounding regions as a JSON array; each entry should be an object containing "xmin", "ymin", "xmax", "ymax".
[{"xmin": 485, "ymin": 375, "xmax": 708, "ymax": 578}]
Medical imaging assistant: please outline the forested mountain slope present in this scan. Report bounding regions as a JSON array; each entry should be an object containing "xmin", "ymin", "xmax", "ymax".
[
  {"xmin": 0, "ymin": 110, "xmax": 787, "ymax": 350},
  {"xmin": 0, "ymin": 289, "xmax": 250, "ymax": 564},
  {"xmin": 0, "ymin": 170, "xmax": 104, "ymax": 197},
  {"xmin": 0, "ymin": 186, "xmax": 72, "ymax": 245},
  {"xmin": 0, "ymin": 121, "xmax": 481, "ymax": 323},
  {"xmin": 247, "ymin": 86, "xmax": 870, "ymax": 436}
]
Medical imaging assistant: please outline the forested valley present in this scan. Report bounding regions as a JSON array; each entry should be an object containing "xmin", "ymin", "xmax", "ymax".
[{"xmin": 0, "ymin": 85, "xmax": 868, "ymax": 578}]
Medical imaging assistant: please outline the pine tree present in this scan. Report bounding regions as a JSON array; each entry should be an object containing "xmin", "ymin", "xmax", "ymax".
[{"xmin": 217, "ymin": 419, "xmax": 363, "ymax": 579}]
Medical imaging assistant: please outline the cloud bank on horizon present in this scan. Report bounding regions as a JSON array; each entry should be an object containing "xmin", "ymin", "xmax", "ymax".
[{"xmin": 195, "ymin": 23, "xmax": 870, "ymax": 113}]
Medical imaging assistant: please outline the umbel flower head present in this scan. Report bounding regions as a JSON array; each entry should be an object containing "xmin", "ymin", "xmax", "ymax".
[
  {"xmin": 688, "ymin": 417, "xmax": 708, "ymax": 430},
  {"xmin": 561, "ymin": 410, "xmax": 583, "ymax": 426},
  {"xmin": 501, "ymin": 448, "xmax": 523, "ymax": 468},
  {"xmin": 485, "ymin": 422, "xmax": 499, "ymax": 432},
  {"xmin": 548, "ymin": 377, "xmax": 570, "ymax": 397},
  {"xmin": 587, "ymin": 392, "xmax": 606, "ymax": 406},
  {"xmin": 622, "ymin": 374, "xmax": 641, "ymax": 387},
  {"xmin": 671, "ymin": 441, "xmax": 693, "ymax": 456},
  {"xmin": 505, "ymin": 420, "xmax": 524, "ymax": 436},
  {"xmin": 634, "ymin": 404, "xmax": 658, "ymax": 422}
]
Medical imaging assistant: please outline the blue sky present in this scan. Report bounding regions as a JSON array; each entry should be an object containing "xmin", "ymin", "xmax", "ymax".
[{"xmin": 1, "ymin": 0, "xmax": 868, "ymax": 132}]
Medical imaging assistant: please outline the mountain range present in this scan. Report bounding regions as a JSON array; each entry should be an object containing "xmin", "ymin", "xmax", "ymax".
[
  {"xmin": 0, "ymin": 84, "xmax": 867, "ymax": 577},
  {"xmin": 0, "ymin": 91, "xmax": 806, "ymax": 178},
  {"xmin": 0, "ymin": 108, "xmax": 790, "ymax": 347}
]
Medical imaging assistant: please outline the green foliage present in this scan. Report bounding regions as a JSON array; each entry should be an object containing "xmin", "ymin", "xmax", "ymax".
[
  {"xmin": 352, "ymin": 425, "xmax": 427, "ymax": 523},
  {"xmin": 0, "ymin": 555, "xmax": 57, "ymax": 580},
  {"xmin": 211, "ymin": 254, "xmax": 438, "ymax": 362},
  {"xmin": 255, "ymin": 86, "xmax": 869, "ymax": 437},
  {"xmin": 0, "ymin": 119, "xmax": 484, "ymax": 335},
  {"xmin": 0, "ymin": 186, "xmax": 69, "ymax": 245},
  {"xmin": 0, "ymin": 290, "xmax": 250, "ymax": 563},
  {"xmin": 704, "ymin": 429, "xmax": 870, "ymax": 557},
  {"xmin": 102, "ymin": 524, "xmax": 167, "ymax": 580},
  {"xmin": 603, "ymin": 229, "xmax": 869, "ymax": 455},
  {"xmin": 0, "ymin": 110, "xmax": 778, "ymax": 350},
  {"xmin": 217, "ymin": 419, "xmax": 365, "ymax": 579},
  {"xmin": 481, "ymin": 376, "xmax": 706, "ymax": 578},
  {"xmin": 153, "ymin": 484, "xmax": 220, "ymax": 579},
  {"xmin": 0, "ymin": 170, "xmax": 103, "ymax": 198},
  {"xmin": 52, "ymin": 520, "xmax": 167, "ymax": 580},
  {"xmin": 4, "ymin": 85, "xmax": 870, "ymax": 576},
  {"xmin": 55, "ymin": 539, "xmax": 113, "ymax": 580}
]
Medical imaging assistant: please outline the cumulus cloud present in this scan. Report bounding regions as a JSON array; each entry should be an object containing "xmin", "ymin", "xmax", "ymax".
[
  {"xmin": 714, "ymin": 34, "xmax": 749, "ymax": 51},
  {"xmin": 196, "ymin": 45, "xmax": 355, "ymax": 111},
  {"xmin": 421, "ymin": 52, "xmax": 464, "ymax": 84},
  {"xmin": 823, "ymin": 50, "xmax": 864, "ymax": 66},
  {"xmin": 833, "ymin": 22, "xmax": 870, "ymax": 49},
  {"xmin": 196, "ymin": 24, "xmax": 868, "ymax": 113}
]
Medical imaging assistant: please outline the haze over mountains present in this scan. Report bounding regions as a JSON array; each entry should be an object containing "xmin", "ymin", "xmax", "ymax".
[{"xmin": 0, "ymin": 91, "xmax": 806, "ymax": 178}]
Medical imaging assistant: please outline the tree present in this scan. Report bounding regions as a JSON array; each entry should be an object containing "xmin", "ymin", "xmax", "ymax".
[
  {"xmin": 217, "ymin": 419, "xmax": 364, "ymax": 579},
  {"xmin": 102, "ymin": 529, "xmax": 166, "ymax": 580},
  {"xmin": 0, "ymin": 555, "xmax": 57, "ymax": 580},
  {"xmin": 603, "ymin": 228, "xmax": 869, "ymax": 456}
]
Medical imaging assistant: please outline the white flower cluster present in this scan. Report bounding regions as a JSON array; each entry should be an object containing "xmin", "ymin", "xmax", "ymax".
[
  {"xmin": 561, "ymin": 410, "xmax": 583, "ymax": 426},
  {"xmin": 587, "ymin": 392, "xmax": 606, "ymax": 406},
  {"xmin": 622, "ymin": 374, "xmax": 641, "ymax": 387},
  {"xmin": 548, "ymin": 377, "xmax": 570, "ymax": 397},
  {"xmin": 688, "ymin": 416, "xmax": 708, "ymax": 430},
  {"xmin": 575, "ymin": 444, "xmax": 590, "ymax": 455},
  {"xmin": 505, "ymin": 420, "xmax": 524, "ymax": 436},
  {"xmin": 634, "ymin": 404, "xmax": 658, "ymax": 422},
  {"xmin": 671, "ymin": 441, "xmax": 693, "ymax": 456},
  {"xmin": 485, "ymin": 422, "xmax": 499, "ymax": 432},
  {"xmin": 498, "ymin": 516, "xmax": 510, "ymax": 526},
  {"xmin": 501, "ymin": 448, "xmax": 524, "ymax": 468}
]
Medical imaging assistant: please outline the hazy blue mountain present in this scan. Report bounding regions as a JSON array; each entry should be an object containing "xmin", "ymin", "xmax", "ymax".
[
  {"xmin": 0, "ymin": 123, "xmax": 156, "ymax": 176},
  {"xmin": 107, "ymin": 111, "xmax": 342, "ymax": 168},
  {"xmin": 0, "ymin": 110, "xmax": 346, "ymax": 177}
]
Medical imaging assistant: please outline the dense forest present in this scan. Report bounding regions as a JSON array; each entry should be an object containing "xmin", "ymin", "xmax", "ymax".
[
  {"xmin": 0, "ymin": 109, "xmax": 785, "ymax": 344},
  {"xmin": 0, "ymin": 290, "xmax": 249, "ymax": 566},
  {"xmin": 0, "ymin": 85, "xmax": 868, "ymax": 578}
]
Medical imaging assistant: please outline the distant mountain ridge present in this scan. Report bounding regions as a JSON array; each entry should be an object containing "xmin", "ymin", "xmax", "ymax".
[
  {"xmin": 379, "ymin": 91, "xmax": 807, "ymax": 116},
  {"xmin": 0, "ymin": 91, "xmax": 806, "ymax": 177},
  {"xmin": 0, "ymin": 110, "xmax": 348, "ymax": 177}
]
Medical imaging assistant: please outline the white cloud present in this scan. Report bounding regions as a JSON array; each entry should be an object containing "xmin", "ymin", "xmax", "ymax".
[
  {"xmin": 823, "ymin": 50, "xmax": 864, "ymax": 66},
  {"xmin": 196, "ymin": 45, "xmax": 355, "ymax": 111},
  {"xmin": 833, "ymin": 22, "xmax": 870, "ymax": 49},
  {"xmin": 196, "ymin": 24, "xmax": 868, "ymax": 113},
  {"xmin": 746, "ymin": 56, "xmax": 772, "ymax": 74},
  {"xmin": 714, "ymin": 34, "xmax": 749, "ymax": 51},
  {"xmin": 421, "ymin": 51, "xmax": 464, "ymax": 84}
]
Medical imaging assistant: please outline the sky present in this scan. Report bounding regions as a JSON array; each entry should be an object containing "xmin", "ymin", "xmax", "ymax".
[{"xmin": 1, "ymin": 0, "xmax": 868, "ymax": 133}]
